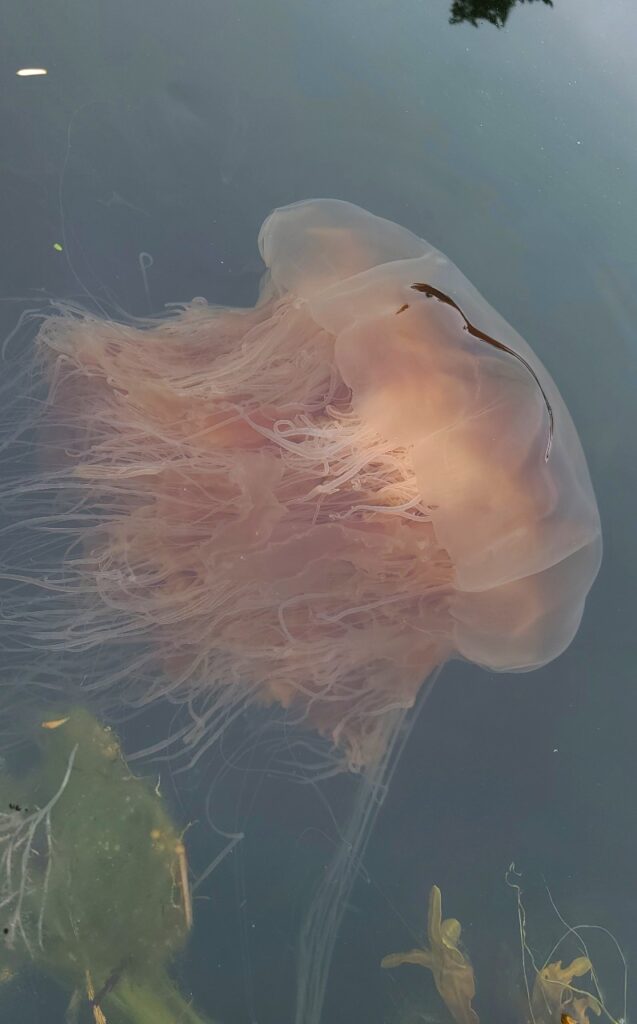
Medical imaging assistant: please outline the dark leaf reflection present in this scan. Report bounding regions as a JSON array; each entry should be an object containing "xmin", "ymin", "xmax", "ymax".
[{"xmin": 450, "ymin": 0, "xmax": 553, "ymax": 28}]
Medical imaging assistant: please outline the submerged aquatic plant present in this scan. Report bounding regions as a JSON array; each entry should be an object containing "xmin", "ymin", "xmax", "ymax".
[{"xmin": 0, "ymin": 710, "xmax": 211, "ymax": 1024}]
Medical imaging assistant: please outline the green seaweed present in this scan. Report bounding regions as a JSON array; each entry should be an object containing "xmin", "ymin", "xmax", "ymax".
[{"xmin": 0, "ymin": 710, "xmax": 212, "ymax": 1023}]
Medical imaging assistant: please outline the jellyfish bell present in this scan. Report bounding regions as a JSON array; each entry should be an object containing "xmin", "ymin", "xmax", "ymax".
[{"xmin": 260, "ymin": 198, "xmax": 601, "ymax": 661}]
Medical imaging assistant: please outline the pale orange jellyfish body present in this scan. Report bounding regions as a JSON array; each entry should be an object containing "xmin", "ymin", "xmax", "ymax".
[{"xmin": 28, "ymin": 199, "xmax": 601, "ymax": 769}]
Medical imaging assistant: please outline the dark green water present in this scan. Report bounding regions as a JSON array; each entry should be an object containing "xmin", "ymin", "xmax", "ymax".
[{"xmin": 1, "ymin": 1, "xmax": 635, "ymax": 1022}]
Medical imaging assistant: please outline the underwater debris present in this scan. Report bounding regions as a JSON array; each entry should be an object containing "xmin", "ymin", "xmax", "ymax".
[
  {"xmin": 382, "ymin": 876, "xmax": 627, "ymax": 1024},
  {"xmin": 532, "ymin": 958, "xmax": 602, "ymax": 1024},
  {"xmin": 381, "ymin": 884, "xmax": 479, "ymax": 1024}
]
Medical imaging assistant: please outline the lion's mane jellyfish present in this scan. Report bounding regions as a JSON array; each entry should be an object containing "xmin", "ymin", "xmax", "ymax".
[
  {"xmin": 1, "ymin": 199, "xmax": 601, "ymax": 1024},
  {"xmin": 12, "ymin": 198, "xmax": 601, "ymax": 767}
]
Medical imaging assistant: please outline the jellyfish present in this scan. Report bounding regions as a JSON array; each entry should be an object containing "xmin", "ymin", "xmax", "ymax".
[{"xmin": 0, "ymin": 199, "xmax": 601, "ymax": 1024}]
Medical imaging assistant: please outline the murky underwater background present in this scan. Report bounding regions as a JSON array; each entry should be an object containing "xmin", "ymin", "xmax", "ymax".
[{"xmin": 1, "ymin": 0, "xmax": 636, "ymax": 1021}]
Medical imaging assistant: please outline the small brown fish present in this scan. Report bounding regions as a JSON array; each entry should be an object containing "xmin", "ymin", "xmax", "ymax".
[{"xmin": 410, "ymin": 281, "xmax": 554, "ymax": 461}]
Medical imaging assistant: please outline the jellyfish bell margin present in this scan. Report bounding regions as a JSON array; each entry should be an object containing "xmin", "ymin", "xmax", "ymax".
[{"xmin": 0, "ymin": 198, "xmax": 601, "ymax": 773}]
